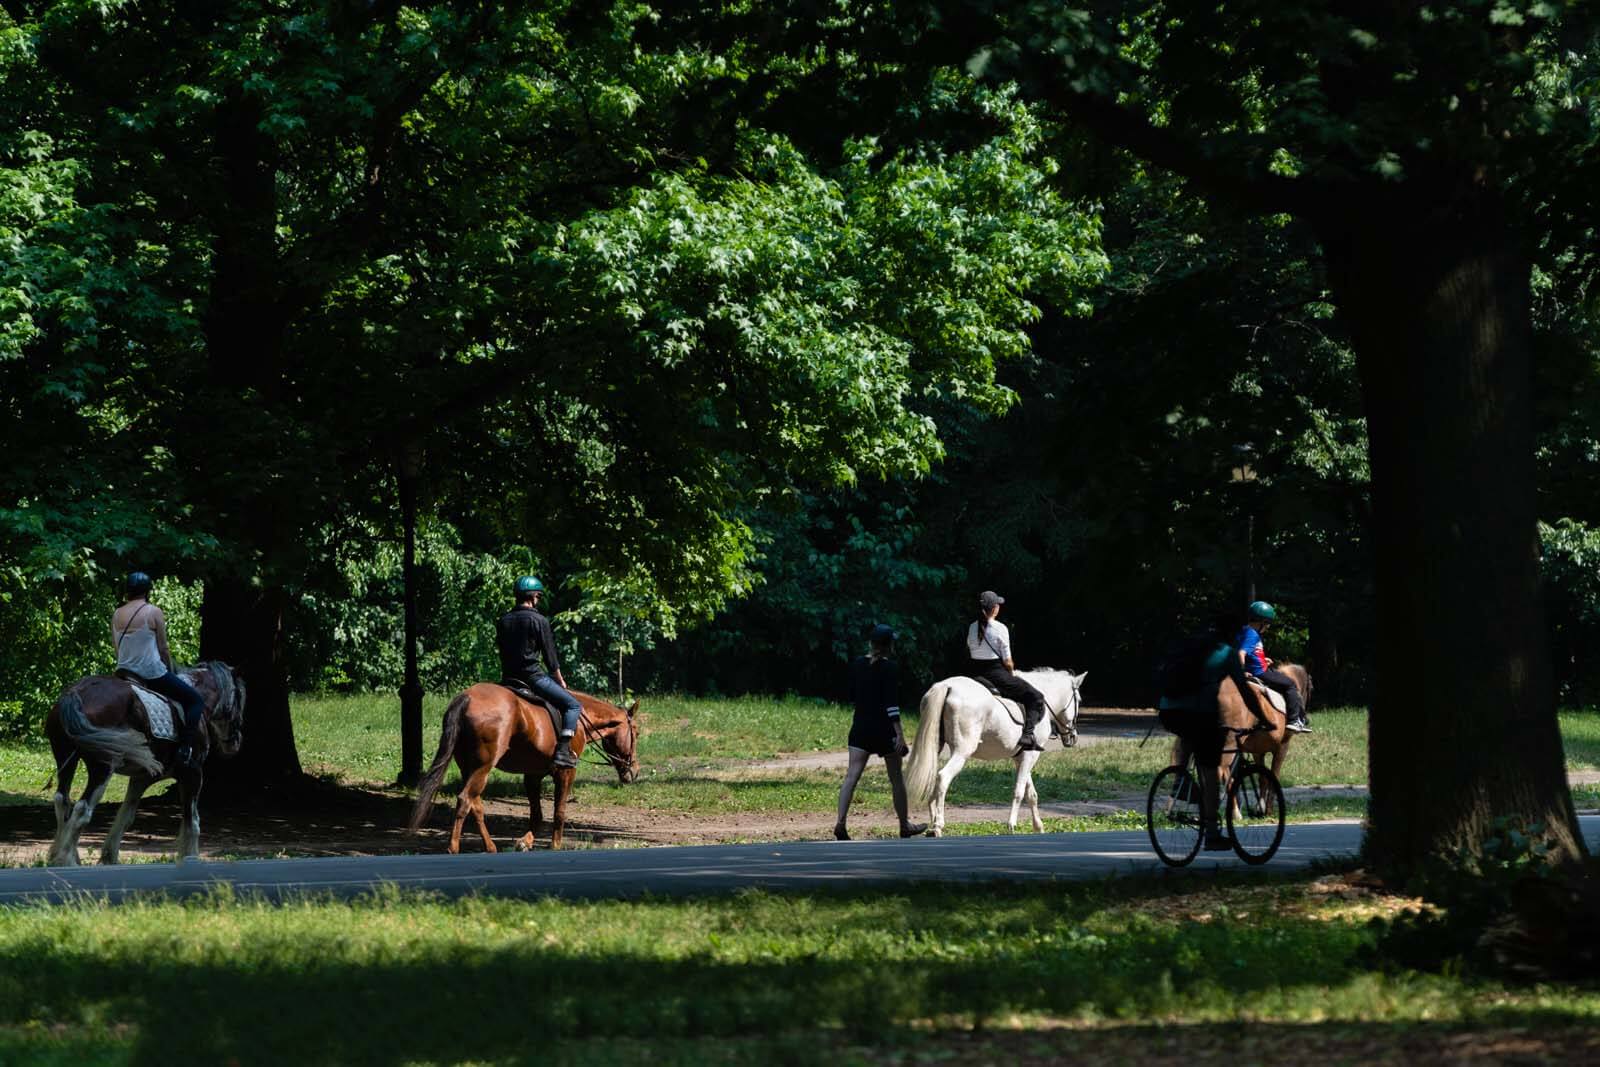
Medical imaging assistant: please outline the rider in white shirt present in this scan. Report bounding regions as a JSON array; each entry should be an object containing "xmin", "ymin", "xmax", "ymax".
[{"xmin": 966, "ymin": 590, "xmax": 1047, "ymax": 753}]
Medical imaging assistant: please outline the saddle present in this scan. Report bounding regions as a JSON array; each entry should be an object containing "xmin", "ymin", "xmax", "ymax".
[
  {"xmin": 499, "ymin": 679, "xmax": 563, "ymax": 736},
  {"xmin": 114, "ymin": 671, "xmax": 181, "ymax": 741},
  {"xmin": 1246, "ymin": 679, "xmax": 1288, "ymax": 715}
]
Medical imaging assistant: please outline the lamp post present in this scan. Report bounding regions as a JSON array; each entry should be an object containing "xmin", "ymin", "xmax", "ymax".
[{"xmin": 1231, "ymin": 442, "xmax": 1258, "ymax": 605}]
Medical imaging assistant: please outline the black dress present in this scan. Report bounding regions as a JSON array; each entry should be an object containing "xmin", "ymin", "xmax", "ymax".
[{"xmin": 848, "ymin": 655, "xmax": 900, "ymax": 756}]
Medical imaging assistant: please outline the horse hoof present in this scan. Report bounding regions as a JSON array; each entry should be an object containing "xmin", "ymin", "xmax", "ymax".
[{"xmin": 515, "ymin": 834, "xmax": 535, "ymax": 852}]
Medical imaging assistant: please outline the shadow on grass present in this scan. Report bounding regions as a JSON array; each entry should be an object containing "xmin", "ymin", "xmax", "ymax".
[{"xmin": 2, "ymin": 894, "xmax": 1595, "ymax": 1067}]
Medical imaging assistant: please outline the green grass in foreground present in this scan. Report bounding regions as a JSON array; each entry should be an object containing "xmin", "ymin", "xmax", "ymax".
[{"xmin": 2, "ymin": 874, "xmax": 1597, "ymax": 1067}]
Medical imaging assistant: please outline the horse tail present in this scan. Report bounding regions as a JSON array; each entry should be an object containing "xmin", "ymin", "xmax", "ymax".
[
  {"xmin": 408, "ymin": 691, "xmax": 470, "ymax": 832},
  {"xmin": 903, "ymin": 683, "xmax": 951, "ymax": 807},
  {"xmin": 55, "ymin": 688, "xmax": 162, "ymax": 778}
]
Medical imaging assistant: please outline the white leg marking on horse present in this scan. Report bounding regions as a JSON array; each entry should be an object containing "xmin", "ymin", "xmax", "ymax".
[
  {"xmin": 100, "ymin": 777, "xmax": 152, "ymax": 866},
  {"xmin": 60, "ymin": 778, "xmax": 110, "ymax": 867},
  {"xmin": 48, "ymin": 792, "xmax": 75, "ymax": 866}
]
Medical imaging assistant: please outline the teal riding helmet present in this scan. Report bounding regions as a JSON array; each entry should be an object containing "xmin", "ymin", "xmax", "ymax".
[
  {"xmin": 514, "ymin": 576, "xmax": 545, "ymax": 596},
  {"xmin": 1248, "ymin": 600, "xmax": 1277, "ymax": 622}
]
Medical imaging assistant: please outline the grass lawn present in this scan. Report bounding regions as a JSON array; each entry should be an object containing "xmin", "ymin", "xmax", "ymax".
[{"xmin": 2, "ymin": 871, "xmax": 1597, "ymax": 1066}]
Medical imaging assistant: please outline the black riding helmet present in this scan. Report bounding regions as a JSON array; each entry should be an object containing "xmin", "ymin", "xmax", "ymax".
[{"xmin": 125, "ymin": 571, "xmax": 152, "ymax": 598}]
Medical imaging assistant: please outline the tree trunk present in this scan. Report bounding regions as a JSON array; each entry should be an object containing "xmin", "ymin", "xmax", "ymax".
[
  {"xmin": 1320, "ymin": 195, "xmax": 1584, "ymax": 876},
  {"xmin": 198, "ymin": 579, "xmax": 302, "ymax": 787}
]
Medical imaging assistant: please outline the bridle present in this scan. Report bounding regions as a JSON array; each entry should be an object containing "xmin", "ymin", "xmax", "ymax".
[
  {"xmin": 1042, "ymin": 681, "xmax": 1080, "ymax": 747},
  {"xmin": 989, "ymin": 673, "xmax": 1081, "ymax": 747},
  {"xmin": 577, "ymin": 710, "xmax": 637, "ymax": 773}
]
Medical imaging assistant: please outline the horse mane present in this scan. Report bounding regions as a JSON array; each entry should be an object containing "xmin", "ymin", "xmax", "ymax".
[{"xmin": 183, "ymin": 661, "xmax": 244, "ymax": 720}]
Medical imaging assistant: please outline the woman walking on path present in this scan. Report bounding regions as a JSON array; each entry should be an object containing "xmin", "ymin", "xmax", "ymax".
[{"xmin": 835, "ymin": 624, "xmax": 927, "ymax": 841}]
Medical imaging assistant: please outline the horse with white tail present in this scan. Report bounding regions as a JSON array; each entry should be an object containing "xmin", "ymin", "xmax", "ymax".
[{"xmin": 902, "ymin": 669, "xmax": 1087, "ymax": 836}]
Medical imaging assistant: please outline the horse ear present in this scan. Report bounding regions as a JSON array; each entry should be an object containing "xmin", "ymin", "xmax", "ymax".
[
  {"xmin": 1074, "ymin": 671, "xmax": 1088, "ymax": 687},
  {"xmin": 626, "ymin": 700, "xmax": 639, "ymax": 718}
]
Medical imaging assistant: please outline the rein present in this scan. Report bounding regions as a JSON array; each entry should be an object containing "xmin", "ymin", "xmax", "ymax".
[
  {"xmin": 987, "ymin": 676, "xmax": 1080, "ymax": 743},
  {"xmin": 576, "ymin": 711, "xmax": 635, "ymax": 772}
]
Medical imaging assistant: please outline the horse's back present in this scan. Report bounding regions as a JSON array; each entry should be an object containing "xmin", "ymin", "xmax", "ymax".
[{"xmin": 459, "ymin": 682, "xmax": 553, "ymax": 770}]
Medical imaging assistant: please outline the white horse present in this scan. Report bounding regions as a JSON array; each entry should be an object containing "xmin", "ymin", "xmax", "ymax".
[{"xmin": 902, "ymin": 669, "xmax": 1086, "ymax": 837}]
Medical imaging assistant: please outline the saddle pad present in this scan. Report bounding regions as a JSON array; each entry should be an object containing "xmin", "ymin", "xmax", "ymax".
[
  {"xmin": 130, "ymin": 684, "xmax": 179, "ymax": 740},
  {"xmin": 1248, "ymin": 681, "xmax": 1288, "ymax": 715}
]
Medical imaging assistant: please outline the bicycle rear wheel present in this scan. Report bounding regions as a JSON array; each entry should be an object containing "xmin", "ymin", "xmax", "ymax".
[
  {"xmin": 1147, "ymin": 764, "xmax": 1203, "ymax": 867},
  {"xmin": 1225, "ymin": 764, "xmax": 1285, "ymax": 864}
]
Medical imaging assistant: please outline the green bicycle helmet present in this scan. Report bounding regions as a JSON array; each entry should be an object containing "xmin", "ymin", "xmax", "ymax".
[
  {"xmin": 1248, "ymin": 600, "xmax": 1277, "ymax": 622},
  {"xmin": 513, "ymin": 576, "xmax": 545, "ymax": 596}
]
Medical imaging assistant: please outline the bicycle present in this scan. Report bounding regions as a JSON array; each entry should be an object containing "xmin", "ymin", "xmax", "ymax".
[{"xmin": 1146, "ymin": 724, "xmax": 1286, "ymax": 867}]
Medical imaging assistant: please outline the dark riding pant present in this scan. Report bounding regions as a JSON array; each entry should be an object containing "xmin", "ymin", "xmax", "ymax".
[
  {"xmin": 525, "ymin": 674, "xmax": 582, "ymax": 736},
  {"xmin": 141, "ymin": 671, "xmax": 206, "ymax": 738},
  {"xmin": 968, "ymin": 660, "xmax": 1046, "ymax": 742},
  {"xmin": 1255, "ymin": 669, "xmax": 1305, "ymax": 721},
  {"xmin": 1158, "ymin": 705, "xmax": 1225, "ymax": 765}
]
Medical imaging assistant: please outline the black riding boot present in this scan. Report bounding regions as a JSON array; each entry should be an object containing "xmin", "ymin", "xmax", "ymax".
[
  {"xmin": 1015, "ymin": 706, "xmax": 1046, "ymax": 752},
  {"xmin": 553, "ymin": 736, "xmax": 578, "ymax": 769}
]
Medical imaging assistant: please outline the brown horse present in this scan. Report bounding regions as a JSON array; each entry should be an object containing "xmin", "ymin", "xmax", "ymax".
[
  {"xmin": 1216, "ymin": 662, "xmax": 1311, "ymax": 814},
  {"xmin": 44, "ymin": 663, "xmax": 246, "ymax": 866},
  {"xmin": 408, "ymin": 684, "xmax": 641, "ymax": 852}
]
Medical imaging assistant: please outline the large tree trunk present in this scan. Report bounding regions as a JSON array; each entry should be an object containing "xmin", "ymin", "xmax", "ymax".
[
  {"xmin": 1320, "ymin": 194, "xmax": 1584, "ymax": 876},
  {"xmin": 190, "ymin": 94, "xmax": 306, "ymax": 790},
  {"xmin": 198, "ymin": 579, "xmax": 302, "ymax": 787}
]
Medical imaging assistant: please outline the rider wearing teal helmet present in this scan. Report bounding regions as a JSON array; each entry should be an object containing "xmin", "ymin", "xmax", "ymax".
[
  {"xmin": 496, "ymin": 576, "xmax": 583, "ymax": 767},
  {"xmin": 1236, "ymin": 600, "xmax": 1309, "ymax": 733}
]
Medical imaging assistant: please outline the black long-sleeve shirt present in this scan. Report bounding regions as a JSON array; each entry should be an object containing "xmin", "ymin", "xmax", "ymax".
[{"xmin": 496, "ymin": 606, "xmax": 562, "ymax": 681}]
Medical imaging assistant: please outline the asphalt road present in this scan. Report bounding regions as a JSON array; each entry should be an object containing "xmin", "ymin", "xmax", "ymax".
[{"xmin": 5, "ymin": 816, "xmax": 1598, "ymax": 905}]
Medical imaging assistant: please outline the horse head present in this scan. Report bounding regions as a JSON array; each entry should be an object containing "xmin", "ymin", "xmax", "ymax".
[
  {"xmin": 1030, "ymin": 668, "xmax": 1088, "ymax": 731},
  {"xmin": 598, "ymin": 699, "xmax": 642, "ymax": 784},
  {"xmin": 201, "ymin": 662, "xmax": 246, "ymax": 758}
]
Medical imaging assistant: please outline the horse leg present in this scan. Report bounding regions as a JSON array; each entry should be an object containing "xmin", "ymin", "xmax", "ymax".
[
  {"xmin": 175, "ymin": 771, "xmax": 204, "ymax": 861},
  {"xmin": 1006, "ymin": 752, "xmax": 1045, "ymax": 833},
  {"xmin": 550, "ymin": 766, "xmax": 577, "ymax": 850},
  {"xmin": 1268, "ymin": 744, "xmax": 1288, "ymax": 817},
  {"xmin": 517, "ymin": 773, "xmax": 543, "ymax": 851},
  {"xmin": 100, "ymin": 774, "xmax": 154, "ymax": 865},
  {"xmin": 1022, "ymin": 757, "xmax": 1045, "ymax": 833},
  {"xmin": 47, "ymin": 755, "xmax": 81, "ymax": 866},
  {"xmin": 58, "ymin": 762, "xmax": 113, "ymax": 867},
  {"xmin": 449, "ymin": 764, "xmax": 493, "ymax": 854},
  {"xmin": 930, "ymin": 749, "xmax": 971, "ymax": 838}
]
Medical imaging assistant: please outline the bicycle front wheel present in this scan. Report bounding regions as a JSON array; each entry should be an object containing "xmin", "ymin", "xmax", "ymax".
[
  {"xmin": 1147, "ymin": 764, "xmax": 1203, "ymax": 867},
  {"xmin": 1225, "ymin": 764, "xmax": 1285, "ymax": 864}
]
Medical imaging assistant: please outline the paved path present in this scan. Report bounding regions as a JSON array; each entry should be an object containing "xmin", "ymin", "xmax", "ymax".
[{"xmin": 4, "ymin": 816, "xmax": 1597, "ymax": 906}]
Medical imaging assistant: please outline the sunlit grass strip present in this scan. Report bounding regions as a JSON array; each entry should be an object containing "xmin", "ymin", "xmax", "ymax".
[{"xmin": 1, "ymin": 875, "xmax": 1597, "ymax": 1065}]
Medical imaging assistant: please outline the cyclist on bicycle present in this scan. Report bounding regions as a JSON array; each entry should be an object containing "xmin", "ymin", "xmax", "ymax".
[{"xmin": 1157, "ymin": 614, "xmax": 1270, "ymax": 850}]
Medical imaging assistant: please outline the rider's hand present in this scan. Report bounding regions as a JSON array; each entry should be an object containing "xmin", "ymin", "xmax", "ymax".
[{"xmin": 894, "ymin": 737, "xmax": 910, "ymax": 759}]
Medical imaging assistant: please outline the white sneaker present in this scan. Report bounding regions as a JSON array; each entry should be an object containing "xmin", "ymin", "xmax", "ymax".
[{"xmin": 1285, "ymin": 719, "xmax": 1312, "ymax": 734}]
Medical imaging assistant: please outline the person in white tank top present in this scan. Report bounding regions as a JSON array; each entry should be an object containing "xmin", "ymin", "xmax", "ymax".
[{"xmin": 112, "ymin": 571, "xmax": 207, "ymax": 770}]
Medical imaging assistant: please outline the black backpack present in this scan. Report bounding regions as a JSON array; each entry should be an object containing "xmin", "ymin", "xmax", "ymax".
[{"xmin": 1154, "ymin": 633, "xmax": 1218, "ymax": 701}]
